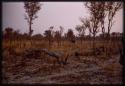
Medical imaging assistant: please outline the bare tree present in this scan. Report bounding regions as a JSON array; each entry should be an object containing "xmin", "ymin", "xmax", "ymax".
[
  {"xmin": 98, "ymin": 2, "xmax": 107, "ymax": 39},
  {"xmin": 85, "ymin": 2, "xmax": 104, "ymax": 55},
  {"xmin": 100, "ymin": 2, "xmax": 122, "ymax": 55},
  {"xmin": 24, "ymin": 2, "xmax": 41, "ymax": 36},
  {"xmin": 105, "ymin": 2, "xmax": 122, "ymax": 41}
]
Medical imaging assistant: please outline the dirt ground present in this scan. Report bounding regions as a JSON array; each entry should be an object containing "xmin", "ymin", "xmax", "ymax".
[{"xmin": 2, "ymin": 50, "xmax": 122, "ymax": 85}]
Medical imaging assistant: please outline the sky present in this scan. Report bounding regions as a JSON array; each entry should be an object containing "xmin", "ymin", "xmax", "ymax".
[{"xmin": 2, "ymin": 2, "xmax": 123, "ymax": 36}]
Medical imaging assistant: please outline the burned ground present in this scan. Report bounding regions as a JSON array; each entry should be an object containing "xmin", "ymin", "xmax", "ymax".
[{"xmin": 2, "ymin": 40, "xmax": 122, "ymax": 84}]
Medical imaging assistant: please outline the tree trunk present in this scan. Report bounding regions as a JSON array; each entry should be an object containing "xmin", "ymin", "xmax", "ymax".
[
  {"xmin": 107, "ymin": 19, "xmax": 111, "ymax": 43},
  {"xmin": 29, "ymin": 18, "xmax": 32, "ymax": 37},
  {"xmin": 29, "ymin": 23, "xmax": 32, "ymax": 37},
  {"xmin": 93, "ymin": 34, "xmax": 96, "ymax": 56},
  {"xmin": 89, "ymin": 33, "xmax": 92, "ymax": 49}
]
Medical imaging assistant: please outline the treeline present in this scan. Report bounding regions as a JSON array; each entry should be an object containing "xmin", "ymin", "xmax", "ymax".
[{"xmin": 3, "ymin": 27, "xmax": 122, "ymax": 42}]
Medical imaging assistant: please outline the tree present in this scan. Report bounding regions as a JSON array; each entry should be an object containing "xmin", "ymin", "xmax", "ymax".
[
  {"xmin": 54, "ymin": 31, "xmax": 61, "ymax": 46},
  {"xmin": 54, "ymin": 26, "xmax": 64, "ymax": 46},
  {"xmin": 3, "ymin": 27, "xmax": 23, "ymax": 48},
  {"xmin": 24, "ymin": 2, "xmax": 41, "ymax": 36},
  {"xmin": 32, "ymin": 34, "xmax": 43, "ymax": 40},
  {"xmin": 85, "ymin": 2, "xmax": 103, "ymax": 55},
  {"xmin": 105, "ymin": 2, "xmax": 122, "ymax": 40},
  {"xmin": 98, "ymin": 2, "xmax": 107, "ymax": 39},
  {"xmin": 96, "ymin": 2, "xmax": 123, "ymax": 54},
  {"xmin": 4, "ymin": 27, "xmax": 12, "ymax": 48},
  {"xmin": 4, "ymin": 27, "xmax": 14, "ymax": 41},
  {"xmin": 65, "ymin": 29, "xmax": 75, "ymax": 49},
  {"xmin": 84, "ymin": 2, "xmax": 123, "ymax": 56},
  {"xmin": 66, "ymin": 29, "xmax": 75, "ymax": 43},
  {"xmin": 13, "ymin": 30, "xmax": 24, "ymax": 48},
  {"xmin": 80, "ymin": 17, "xmax": 92, "ymax": 37},
  {"xmin": 44, "ymin": 26, "xmax": 54, "ymax": 48},
  {"xmin": 22, "ymin": 33, "xmax": 27, "ymax": 39},
  {"xmin": 44, "ymin": 30, "xmax": 52, "ymax": 48},
  {"xmin": 13, "ymin": 30, "xmax": 21, "ymax": 40},
  {"xmin": 75, "ymin": 25, "xmax": 86, "ymax": 44}
]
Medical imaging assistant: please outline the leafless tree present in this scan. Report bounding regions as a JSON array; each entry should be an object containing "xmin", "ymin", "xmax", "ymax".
[
  {"xmin": 97, "ymin": 2, "xmax": 107, "ymax": 39},
  {"xmin": 105, "ymin": 2, "xmax": 122, "ymax": 40},
  {"xmin": 84, "ymin": 2, "xmax": 107, "ymax": 55},
  {"xmin": 100, "ymin": 2, "xmax": 122, "ymax": 55}
]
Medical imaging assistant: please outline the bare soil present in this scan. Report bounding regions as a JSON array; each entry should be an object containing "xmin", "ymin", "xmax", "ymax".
[{"xmin": 2, "ymin": 51, "xmax": 122, "ymax": 84}]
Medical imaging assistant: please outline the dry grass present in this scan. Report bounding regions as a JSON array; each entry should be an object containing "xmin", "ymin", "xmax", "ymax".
[
  {"xmin": 2, "ymin": 39, "xmax": 122, "ymax": 84},
  {"xmin": 2, "ymin": 39, "xmax": 121, "ymax": 64}
]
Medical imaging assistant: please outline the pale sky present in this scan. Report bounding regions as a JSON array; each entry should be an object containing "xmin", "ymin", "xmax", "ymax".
[{"xmin": 2, "ymin": 2, "xmax": 123, "ymax": 36}]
